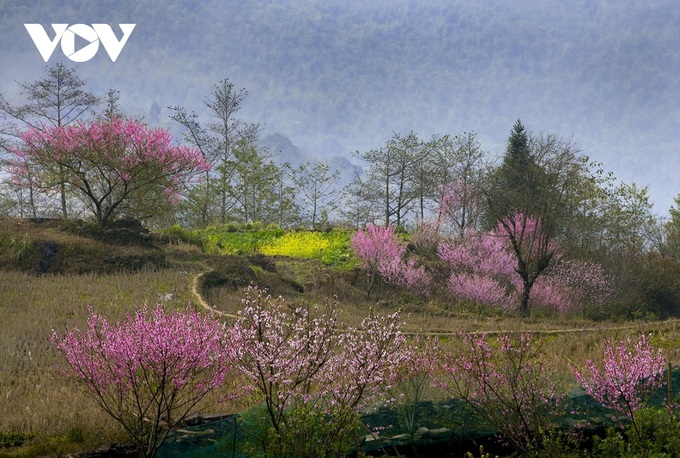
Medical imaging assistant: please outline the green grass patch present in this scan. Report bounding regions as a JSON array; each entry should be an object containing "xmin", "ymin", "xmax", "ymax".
[
  {"xmin": 204, "ymin": 229, "xmax": 282, "ymax": 255},
  {"xmin": 0, "ymin": 430, "xmax": 33, "ymax": 448},
  {"xmin": 159, "ymin": 223, "xmax": 286, "ymax": 255},
  {"xmin": 158, "ymin": 224, "xmax": 203, "ymax": 245}
]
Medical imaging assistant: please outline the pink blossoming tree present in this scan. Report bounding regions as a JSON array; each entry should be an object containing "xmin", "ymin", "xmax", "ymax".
[
  {"xmin": 331, "ymin": 309, "xmax": 413, "ymax": 411},
  {"xmin": 230, "ymin": 286, "xmax": 415, "ymax": 457},
  {"xmin": 10, "ymin": 117, "xmax": 210, "ymax": 226},
  {"xmin": 572, "ymin": 334, "xmax": 666, "ymax": 443},
  {"xmin": 229, "ymin": 287, "xmax": 341, "ymax": 456},
  {"xmin": 437, "ymin": 332, "xmax": 567, "ymax": 455},
  {"xmin": 437, "ymin": 214, "xmax": 612, "ymax": 315},
  {"xmin": 351, "ymin": 224, "xmax": 429, "ymax": 298},
  {"xmin": 548, "ymin": 259, "xmax": 615, "ymax": 311},
  {"xmin": 388, "ymin": 336, "xmax": 440, "ymax": 436},
  {"xmin": 495, "ymin": 213, "xmax": 561, "ymax": 315},
  {"xmin": 52, "ymin": 304, "xmax": 235, "ymax": 458},
  {"xmin": 408, "ymin": 218, "xmax": 441, "ymax": 254},
  {"xmin": 437, "ymin": 222, "xmax": 551, "ymax": 312}
]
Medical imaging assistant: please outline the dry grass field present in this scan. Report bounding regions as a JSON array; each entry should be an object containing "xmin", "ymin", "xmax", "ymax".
[
  {"xmin": 3, "ymin": 265, "xmax": 680, "ymax": 456},
  {"xmin": 0, "ymin": 268, "xmax": 205, "ymax": 455}
]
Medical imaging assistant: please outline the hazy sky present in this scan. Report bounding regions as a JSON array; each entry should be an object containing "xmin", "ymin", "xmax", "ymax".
[{"xmin": 2, "ymin": 0, "xmax": 679, "ymax": 214}]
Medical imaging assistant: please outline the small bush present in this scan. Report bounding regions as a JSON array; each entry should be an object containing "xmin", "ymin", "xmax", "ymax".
[
  {"xmin": 593, "ymin": 407, "xmax": 680, "ymax": 457},
  {"xmin": 1, "ymin": 233, "xmax": 35, "ymax": 261},
  {"xmin": 0, "ymin": 430, "xmax": 33, "ymax": 448},
  {"xmin": 238, "ymin": 403, "xmax": 274, "ymax": 457},
  {"xmin": 159, "ymin": 225, "xmax": 202, "ymax": 245}
]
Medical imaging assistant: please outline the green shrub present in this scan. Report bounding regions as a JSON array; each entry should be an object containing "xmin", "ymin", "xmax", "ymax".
[
  {"xmin": 0, "ymin": 430, "xmax": 33, "ymax": 448},
  {"xmin": 238, "ymin": 403, "xmax": 274, "ymax": 457},
  {"xmin": 593, "ymin": 407, "xmax": 680, "ymax": 457},
  {"xmin": 237, "ymin": 402, "xmax": 357, "ymax": 458},
  {"xmin": 1, "ymin": 233, "xmax": 35, "ymax": 261},
  {"xmin": 159, "ymin": 224, "xmax": 202, "ymax": 245}
]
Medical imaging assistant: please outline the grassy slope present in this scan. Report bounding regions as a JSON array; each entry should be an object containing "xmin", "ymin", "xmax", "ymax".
[{"xmin": 2, "ymin": 218, "xmax": 680, "ymax": 455}]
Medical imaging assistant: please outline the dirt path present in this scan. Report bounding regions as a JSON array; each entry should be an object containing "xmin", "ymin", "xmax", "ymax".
[
  {"xmin": 414, "ymin": 319, "xmax": 680, "ymax": 337},
  {"xmin": 191, "ymin": 270, "xmax": 238, "ymax": 319}
]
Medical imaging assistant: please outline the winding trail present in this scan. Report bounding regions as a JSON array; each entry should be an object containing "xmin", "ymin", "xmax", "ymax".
[{"xmin": 191, "ymin": 270, "xmax": 238, "ymax": 319}]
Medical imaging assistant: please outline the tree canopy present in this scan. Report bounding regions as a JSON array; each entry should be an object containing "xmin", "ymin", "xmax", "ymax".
[{"xmin": 9, "ymin": 117, "xmax": 209, "ymax": 226}]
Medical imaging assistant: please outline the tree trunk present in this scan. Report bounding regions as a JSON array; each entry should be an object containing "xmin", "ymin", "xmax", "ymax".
[
  {"xmin": 60, "ymin": 181, "xmax": 68, "ymax": 218},
  {"xmin": 519, "ymin": 278, "xmax": 533, "ymax": 317},
  {"xmin": 29, "ymin": 184, "xmax": 37, "ymax": 218}
]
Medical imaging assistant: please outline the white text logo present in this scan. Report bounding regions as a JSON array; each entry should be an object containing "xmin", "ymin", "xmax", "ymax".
[{"xmin": 24, "ymin": 24, "xmax": 136, "ymax": 62}]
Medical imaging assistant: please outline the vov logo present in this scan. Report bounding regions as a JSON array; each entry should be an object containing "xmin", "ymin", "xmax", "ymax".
[{"xmin": 25, "ymin": 24, "xmax": 136, "ymax": 62}]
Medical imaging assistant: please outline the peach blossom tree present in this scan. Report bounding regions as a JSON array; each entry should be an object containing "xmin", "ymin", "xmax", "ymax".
[
  {"xmin": 573, "ymin": 334, "xmax": 666, "ymax": 443},
  {"xmin": 52, "ymin": 304, "xmax": 235, "ymax": 458},
  {"xmin": 10, "ymin": 117, "xmax": 209, "ymax": 226},
  {"xmin": 351, "ymin": 224, "xmax": 429, "ymax": 297},
  {"xmin": 230, "ymin": 286, "xmax": 416, "ymax": 457}
]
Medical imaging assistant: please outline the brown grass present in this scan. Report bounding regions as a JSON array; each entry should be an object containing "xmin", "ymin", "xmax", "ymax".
[{"xmin": 0, "ymin": 268, "xmax": 219, "ymax": 454}]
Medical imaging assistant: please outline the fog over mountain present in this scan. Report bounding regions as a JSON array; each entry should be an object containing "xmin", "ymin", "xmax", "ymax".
[{"xmin": 2, "ymin": 0, "xmax": 679, "ymax": 213}]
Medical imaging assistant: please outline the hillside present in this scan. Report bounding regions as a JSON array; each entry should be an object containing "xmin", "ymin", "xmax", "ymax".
[
  {"xmin": 0, "ymin": 217, "xmax": 360, "ymax": 305},
  {"xmin": 0, "ymin": 218, "xmax": 165, "ymax": 274},
  {"xmin": 3, "ymin": 217, "xmax": 680, "ymax": 456}
]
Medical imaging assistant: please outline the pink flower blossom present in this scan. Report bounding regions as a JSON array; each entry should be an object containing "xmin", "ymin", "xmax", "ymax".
[
  {"xmin": 437, "ymin": 332, "xmax": 567, "ymax": 455},
  {"xmin": 351, "ymin": 225, "xmax": 430, "ymax": 296},
  {"xmin": 52, "ymin": 304, "xmax": 235, "ymax": 457},
  {"xmin": 573, "ymin": 334, "xmax": 666, "ymax": 421},
  {"xmin": 230, "ymin": 286, "xmax": 417, "ymax": 456},
  {"xmin": 10, "ymin": 117, "xmax": 209, "ymax": 225}
]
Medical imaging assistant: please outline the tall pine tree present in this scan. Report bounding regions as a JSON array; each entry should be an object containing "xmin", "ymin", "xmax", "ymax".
[
  {"xmin": 503, "ymin": 120, "xmax": 530, "ymax": 188},
  {"xmin": 500, "ymin": 119, "xmax": 543, "ymax": 209}
]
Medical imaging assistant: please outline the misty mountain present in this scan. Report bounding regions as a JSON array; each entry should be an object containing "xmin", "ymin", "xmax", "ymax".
[
  {"xmin": 2, "ymin": 0, "xmax": 680, "ymax": 211},
  {"xmin": 260, "ymin": 132, "xmax": 362, "ymax": 191},
  {"xmin": 261, "ymin": 133, "xmax": 307, "ymax": 169}
]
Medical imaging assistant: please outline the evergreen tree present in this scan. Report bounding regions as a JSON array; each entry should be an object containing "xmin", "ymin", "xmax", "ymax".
[
  {"xmin": 503, "ymin": 119, "xmax": 530, "ymax": 188},
  {"xmin": 664, "ymin": 195, "xmax": 680, "ymax": 262},
  {"xmin": 498, "ymin": 119, "xmax": 542, "ymax": 212},
  {"xmin": 670, "ymin": 195, "xmax": 680, "ymax": 226}
]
